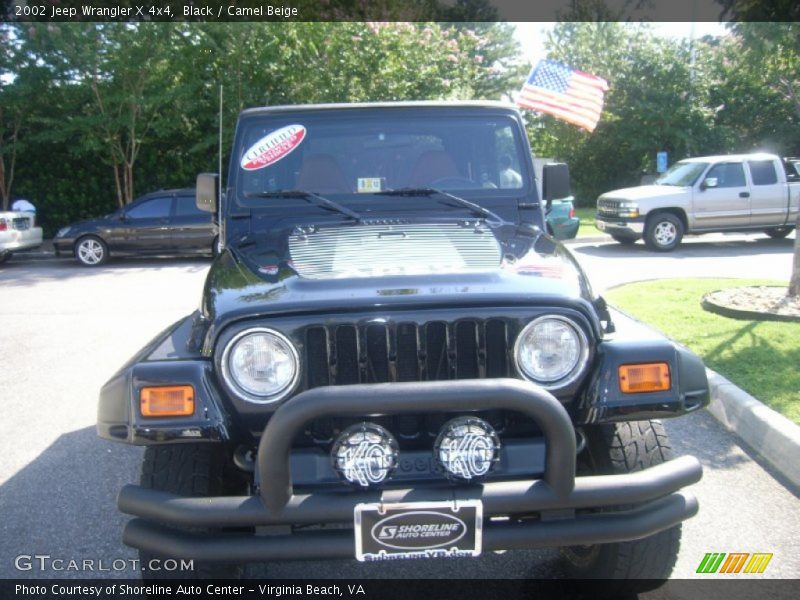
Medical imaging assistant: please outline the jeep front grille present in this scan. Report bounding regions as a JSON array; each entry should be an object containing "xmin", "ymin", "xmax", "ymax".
[{"xmin": 304, "ymin": 319, "xmax": 511, "ymax": 387}]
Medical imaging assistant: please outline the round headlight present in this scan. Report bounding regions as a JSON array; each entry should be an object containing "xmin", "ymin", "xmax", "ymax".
[
  {"xmin": 221, "ymin": 328, "xmax": 299, "ymax": 403},
  {"xmin": 514, "ymin": 316, "xmax": 588, "ymax": 388}
]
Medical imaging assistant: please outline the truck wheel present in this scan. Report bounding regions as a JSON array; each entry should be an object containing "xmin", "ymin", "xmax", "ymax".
[
  {"xmin": 765, "ymin": 227, "xmax": 792, "ymax": 239},
  {"xmin": 560, "ymin": 420, "xmax": 681, "ymax": 595},
  {"xmin": 644, "ymin": 213, "xmax": 683, "ymax": 252},
  {"xmin": 0, "ymin": 251, "xmax": 11, "ymax": 264},
  {"xmin": 74, "ymin": 235, "xmax": 108, "ymax": 266},
  {"xmin": 610, "ymin": 234, "xmax": 637, "ymax": 245},
  {"xmin": 139, "ymin": 444, "xmax": 244, "ymax": 580}
]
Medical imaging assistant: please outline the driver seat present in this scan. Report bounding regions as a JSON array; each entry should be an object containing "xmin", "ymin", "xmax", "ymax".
[{"xmin": 408, "ymin": 151, "xmax": 459, "ymax": 187}]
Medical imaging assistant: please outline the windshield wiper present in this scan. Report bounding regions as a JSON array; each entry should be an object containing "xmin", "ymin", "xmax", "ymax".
[
  {"xmin": 376, "ymin": 187, "xmax": 505, "ymax": 224},
  {"xmin": 244, "ymin": 189, "xmax": 361, "ymax": 222}
]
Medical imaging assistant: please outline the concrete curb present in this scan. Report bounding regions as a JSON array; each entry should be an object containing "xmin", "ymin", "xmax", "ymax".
[{"xmin": 706, "ymin": 368, "xmax": 800, "ymax": 489}]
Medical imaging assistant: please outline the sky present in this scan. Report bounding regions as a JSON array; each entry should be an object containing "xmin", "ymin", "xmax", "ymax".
[{"xmin": 513, "ymin": 22, "xmax": 731, "ymax": 66}]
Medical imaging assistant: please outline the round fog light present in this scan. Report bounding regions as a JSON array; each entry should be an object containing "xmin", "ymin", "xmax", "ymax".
[
  {"xmin": 434, "ymin": 417, "xmax": 500, "ymax": 480},
  {"xmin": 332, "ymin": 423, "xmax": 399, "ymax": 488}
]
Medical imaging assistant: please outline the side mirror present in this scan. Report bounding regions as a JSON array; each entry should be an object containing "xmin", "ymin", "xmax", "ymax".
[
  {"xmin": 542, "ymin": 163, "xmax": 571, "ymax": 210},
  {"xmin": 701, "ymin": 177, "xmax": 718, "ymax": 190},
  {"xmin": 196, "ymin": 173, "xmax": 219, "ymax": 213}
]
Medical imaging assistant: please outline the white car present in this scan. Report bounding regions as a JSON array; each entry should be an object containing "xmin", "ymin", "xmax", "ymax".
[{"xmin": 0, "ymin": 211, "xmax": 43, "ymax": 264}]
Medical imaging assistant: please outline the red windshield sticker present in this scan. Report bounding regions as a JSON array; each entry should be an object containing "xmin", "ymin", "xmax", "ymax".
[{"xmin": 240, "ymin": 124, "xmax": 306, "ymax": 171}]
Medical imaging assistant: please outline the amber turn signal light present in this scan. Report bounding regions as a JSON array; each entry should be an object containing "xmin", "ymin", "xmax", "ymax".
[
  {"xmin": 619, "ymin": 363, "xmax": 671, "ymax": 394},
  {"xmin": 140, "ymin": 385, "xmax": 195, "ymax": 417}
]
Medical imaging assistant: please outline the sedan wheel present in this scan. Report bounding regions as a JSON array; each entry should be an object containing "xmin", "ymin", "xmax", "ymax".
[{"xmin": 75, "ymin": 236, "xmax": 108, "ymax": 266}]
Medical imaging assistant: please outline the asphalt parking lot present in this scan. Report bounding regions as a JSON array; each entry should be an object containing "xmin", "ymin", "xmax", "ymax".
[{"xmin": 0, "ymin": 233, "xmax": 798, "ymax": 588}]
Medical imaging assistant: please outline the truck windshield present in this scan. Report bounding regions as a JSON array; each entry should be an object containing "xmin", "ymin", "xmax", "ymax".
[
  {"xmin": 655, "ymin": 161, "xmax": 708, "ymax": 186},
  {"xmin": 234, "ymin": 113, "xmax": 529, "ymax": 206}
]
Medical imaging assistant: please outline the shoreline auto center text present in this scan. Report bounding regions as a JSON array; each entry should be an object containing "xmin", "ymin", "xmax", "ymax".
[{"xmin": 14, "ymin": 584, "xmax": 366, "ymax": 598}]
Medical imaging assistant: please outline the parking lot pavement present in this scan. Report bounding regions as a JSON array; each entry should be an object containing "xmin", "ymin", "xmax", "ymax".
[
  {"xmin": 0, "ymin": 249, "xmax": 797, "ymax": 582},
  {"xmin": 569, "ymin": 232, "xmax": 795, "ymax": 292}
]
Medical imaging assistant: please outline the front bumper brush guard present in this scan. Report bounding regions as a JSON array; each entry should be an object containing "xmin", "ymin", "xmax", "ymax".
[{"xmin": 118, "ymin": 379, "xmax": 702, "ymax": 560}]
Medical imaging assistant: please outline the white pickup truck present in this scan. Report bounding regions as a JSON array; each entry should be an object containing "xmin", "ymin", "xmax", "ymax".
[
  {"xmin": 0, "ymin": 211, "xmax": 43, "ymax": 264},
  {"xmin": 596, "ymin": 153, "xmax": 800, "ymax": 251}
]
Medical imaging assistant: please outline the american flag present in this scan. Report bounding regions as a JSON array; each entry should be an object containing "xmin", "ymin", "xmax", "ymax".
[{"xmin": 518, "ymin": 59, "xmax": 609, "ymax": 132}]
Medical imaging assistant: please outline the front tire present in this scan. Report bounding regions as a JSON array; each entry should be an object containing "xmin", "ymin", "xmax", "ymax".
[
  {"xmin": 138, "ymin": 444, "xmax": 244, "ymax": 580},
  {"xmin": 74, "ymin": 235, "xmax": 108, "ymax": 266},
  {"xmin": 765, "ymin": 227, "xmax": 792, "ymax": 239},
  {"xmin": 644, "ymin": 213, "xmax": 683, "ymax": 252},
  {"xmin": 0, "ymin": 251, "xmax": 11, "ymax": 264},
  {"xmin": 560, "ymin": 420, "xmax": 681, "ymax": 594}
]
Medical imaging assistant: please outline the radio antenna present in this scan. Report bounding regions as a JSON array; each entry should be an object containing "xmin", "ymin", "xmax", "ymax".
[{"xmin": 218, "ymin": 84, "xmax": 223, "ymax": 210}]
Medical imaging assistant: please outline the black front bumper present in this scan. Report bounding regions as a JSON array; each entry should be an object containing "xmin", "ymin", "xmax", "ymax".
[{"xmin": 118, "ymin": 379, "xmax": 701, "ymax": 561}]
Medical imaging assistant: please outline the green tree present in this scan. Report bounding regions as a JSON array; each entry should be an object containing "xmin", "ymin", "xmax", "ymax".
[{"xmin": 21, "ymin": 23, "xmax": 186, "ymax": 207}]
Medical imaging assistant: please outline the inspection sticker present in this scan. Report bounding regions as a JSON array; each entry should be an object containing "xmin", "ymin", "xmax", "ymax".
[
  {"xmin": 357, "ymin": 177, "xmax": 385, "ymax": 193},
  {"xmin": 241, "ymin": 124, "xmax": 306, "ymax": 171}
]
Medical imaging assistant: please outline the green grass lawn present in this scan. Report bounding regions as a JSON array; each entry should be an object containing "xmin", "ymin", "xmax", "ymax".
[
  {"xmin": 574, "ymin": 207, "xmax": 602, "ymax": 238},
  {"xmin": 606, "ymin": 278, "xmax": 800, "ymax": 424}
]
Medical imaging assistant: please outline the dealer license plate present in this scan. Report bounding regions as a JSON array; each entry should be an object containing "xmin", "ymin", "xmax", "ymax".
[{"xmin": 354, "ymin": 500, "xmax": 482, "ymax": 561}]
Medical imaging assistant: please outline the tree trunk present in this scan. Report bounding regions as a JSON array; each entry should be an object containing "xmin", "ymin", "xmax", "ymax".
[
  {"xmin": 112, "ymin": 164, "xmax": 124, "ymax": 209},
  {"xmin": 789, "ymin": 212, "xmax": 800, "ymax": 297}
]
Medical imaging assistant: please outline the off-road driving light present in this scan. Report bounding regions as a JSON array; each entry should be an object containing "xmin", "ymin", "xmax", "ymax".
[
  {"xmin": 140, "ymin": 385, "xmax": 195, "ymax": 417},
  {"xmin": 514, "ymin": 315, "xmax": 589, "ymax": 389},
  {"xmin": 221, "ymin": 328, "xmax": 300, "ymax": 403},
  {"xmin": 434, "ymin": 416, "xmax": 500, "ymax": 480},
  {"xmin": 619, "ymin": 362, "xmax": 671, "ymax": 393},
  {"xmin": 332, "ymin": 423, "xmax": 399, "ymax": 487}
]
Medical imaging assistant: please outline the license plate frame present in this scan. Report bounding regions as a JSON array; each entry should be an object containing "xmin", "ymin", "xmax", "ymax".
[{"xmin": 354, "ymin": 500, "xmax": 482, "ymax": 561}]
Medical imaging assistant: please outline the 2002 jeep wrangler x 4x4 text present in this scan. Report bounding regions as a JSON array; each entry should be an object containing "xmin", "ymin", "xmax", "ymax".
[{"xmin": 98, "ymin": 102, "xmax": 708, "ymax": 589}]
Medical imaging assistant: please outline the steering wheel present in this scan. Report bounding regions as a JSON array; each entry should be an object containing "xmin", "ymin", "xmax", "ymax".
[{"xmin": 428, "ymin": 176, "xmax": 482, "ymax": 190}]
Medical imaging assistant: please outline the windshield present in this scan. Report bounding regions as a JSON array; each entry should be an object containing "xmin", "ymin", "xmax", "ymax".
[
  {"xmin": 234, "ymin": 112, "xmax": 529, "ymax": 206},
  {"xmin": 655, "ymin": 161, "xmax": 708, "ymax": 186}
]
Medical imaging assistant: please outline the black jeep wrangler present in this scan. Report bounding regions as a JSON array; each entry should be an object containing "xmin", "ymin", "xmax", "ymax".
[{"xmin": 98, "ymin": 102, "xmax": 708, "ymax": 588}]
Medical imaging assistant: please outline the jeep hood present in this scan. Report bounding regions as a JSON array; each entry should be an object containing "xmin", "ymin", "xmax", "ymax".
[
  {"xmin": 600, "ymin": 184, "xmax": 689, "ymax": 202},
  {"xmin": 201, "ymin": 219, "xmax": 596, "ymax": 343}
]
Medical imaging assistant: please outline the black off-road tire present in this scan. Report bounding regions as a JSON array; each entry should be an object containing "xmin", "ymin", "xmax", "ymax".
[
  {"xmin": 560, "ymin": 420, "xmax": 681, "ymax": 595},
  {"xmin": 765, "ymin": 227, "xmax": 792, "ymax": 239},
  {"xmin": 644, "ymin": 212, "xmax": 684, "ymax": 252},
  {"xmin": 610, "ymin": 233, "xmax": 637, "ymax": 245},
  {"xmin": 139, "ymin": 444, "xmax": 244, "ymax": 580}
]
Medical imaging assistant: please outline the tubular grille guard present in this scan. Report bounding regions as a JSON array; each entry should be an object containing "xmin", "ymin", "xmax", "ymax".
[{"xmin": 257, "ymin": 379, "xmax": 577, "ymax": 511}]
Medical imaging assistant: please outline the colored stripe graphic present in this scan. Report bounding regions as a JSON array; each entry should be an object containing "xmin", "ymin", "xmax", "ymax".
[
  {"xmin": 697, "ymin": 553, "xmax": 725, "ymax": 573},
  {"xmin": 720, "ymin": 553, "xmax": 749, "ymax": 573},
  {"xmin": 696, "ymin": 552, "xmax": 773, "ymax": 574},
  {"xmin": 744, "ymin": 553, "xmax": 773, "ymax": 574}
]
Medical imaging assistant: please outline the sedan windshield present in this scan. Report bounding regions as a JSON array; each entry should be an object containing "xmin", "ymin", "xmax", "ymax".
[
  {"xmin": 234, "ymin": 112, "xmax": 529, "ymax": 206},
  {"xmin": 655, "ymin": 161, "xmax": 708, "ymax": 186}
]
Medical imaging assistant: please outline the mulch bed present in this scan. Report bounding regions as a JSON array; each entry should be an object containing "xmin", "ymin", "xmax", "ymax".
[{"xmin": 702, "ymin": 286, "xmax": 800, "ymax": 322}]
